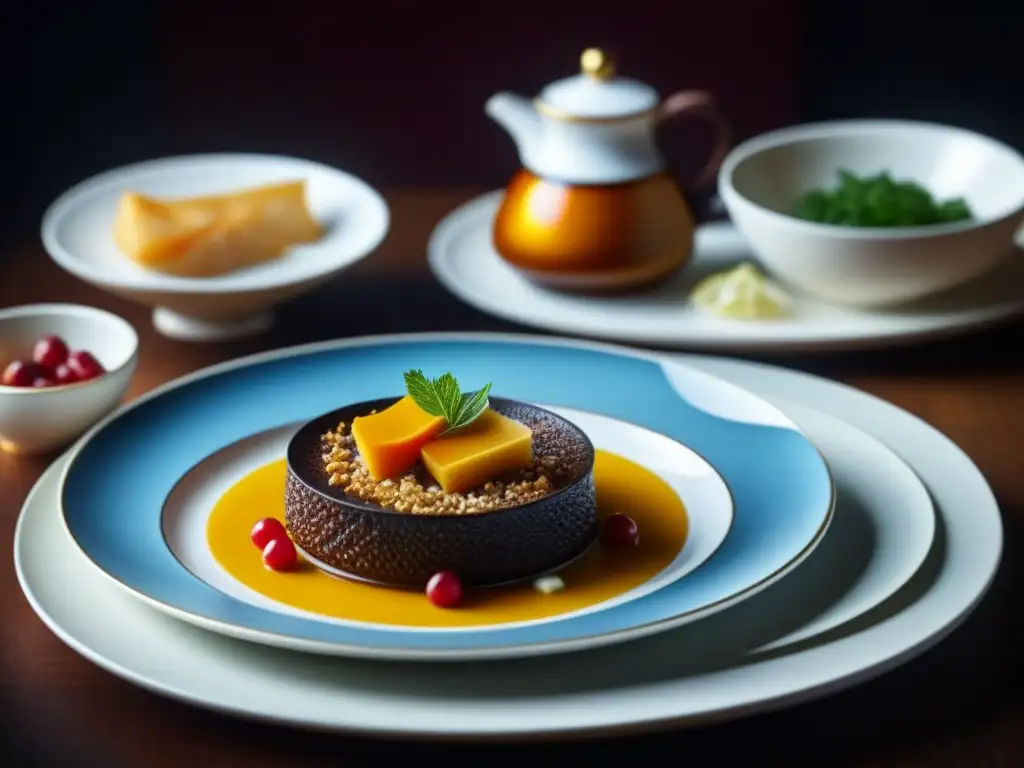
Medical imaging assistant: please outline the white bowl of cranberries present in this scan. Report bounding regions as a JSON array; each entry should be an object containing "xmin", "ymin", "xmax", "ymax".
[{"xmin": 0, "ymin": 304, "xmax": 138, "ymax": 455}]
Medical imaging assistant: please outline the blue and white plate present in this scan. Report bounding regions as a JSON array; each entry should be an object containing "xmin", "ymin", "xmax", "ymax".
[{"xmin": 58, "ymin": 334, "xmax": 834, "ymax": 660}]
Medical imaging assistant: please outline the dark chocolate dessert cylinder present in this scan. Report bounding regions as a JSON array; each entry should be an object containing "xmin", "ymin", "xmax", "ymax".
[{"xmin": 284, "ymin": 397, "xmax": 598, "ymax": 589}]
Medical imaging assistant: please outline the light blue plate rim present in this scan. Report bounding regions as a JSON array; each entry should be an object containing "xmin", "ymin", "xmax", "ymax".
[{"xmin": 58, "ymin": 332, "xmax": 834, "ymax": 660}]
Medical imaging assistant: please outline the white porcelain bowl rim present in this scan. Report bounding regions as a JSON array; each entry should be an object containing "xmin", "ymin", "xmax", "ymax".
[
  {"xmin": 719, "ymin": 119, "xmax": 1024, "ymax": 240},
  {"xmin": 0, "ymin": 303, "xmax": 139, "ymax": 395},
  {"xmin": 40, "ymin": 153, "xmax": 391, "ymax": 295}
]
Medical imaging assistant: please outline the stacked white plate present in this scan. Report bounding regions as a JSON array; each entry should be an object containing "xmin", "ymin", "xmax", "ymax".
[{"xmin": 14, "ymin": 332, "xmax": 1002, "ymax": 739}]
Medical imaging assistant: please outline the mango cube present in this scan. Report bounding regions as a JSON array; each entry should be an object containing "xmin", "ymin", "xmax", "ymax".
[
  {"xmin": 420, "ymin": 409, "xmax": 533, "ymax": 494},
  {"xmin": 351, "ymin": 396, "xmax": 446, "ymax": 481}
]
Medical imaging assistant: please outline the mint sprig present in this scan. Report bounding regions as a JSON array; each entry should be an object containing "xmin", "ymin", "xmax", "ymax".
[{"xmin": 404, "ymin": 369, "xmax": 492, "ymax": 434}]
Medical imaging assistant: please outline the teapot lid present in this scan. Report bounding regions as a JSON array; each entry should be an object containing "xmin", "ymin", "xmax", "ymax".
[{"xmin": 536, "ymin": 49, "xmax": 658, "ymax": 121}]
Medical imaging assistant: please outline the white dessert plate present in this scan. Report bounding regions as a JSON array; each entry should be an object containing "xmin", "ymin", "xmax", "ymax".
[
  {"xmin": 16, "ymin": 348, "xmax": 990, "ymax": 740},
  {"xmin": 428, "ymin": 191, "xmax": 1024, "ymax": 352},
  {"xmin": 161, "ymin": 407, "xmax": 734, "ymax": 635},
  {"xmin": 41, "ymin": 154, "xmax": 390, "ymax": 342}
]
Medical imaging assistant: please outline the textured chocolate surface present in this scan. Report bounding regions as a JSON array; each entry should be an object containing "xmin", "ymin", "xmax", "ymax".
[{"xmin": 284, "ymin": 397, "xmax": 598, "ymax": 588}]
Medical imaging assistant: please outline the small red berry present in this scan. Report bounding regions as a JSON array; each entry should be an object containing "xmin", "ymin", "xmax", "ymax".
[
  {"xmin": 32, "ymin": 335, "xmax": 70, "ymax": 369},
  {"xmin": 250, "ymin": 517, "xmax": 287, "ymax": 549},
  {"xmin": 426, "ymin": 571, "xmax": 463, "ymax": 608},
  {"xmin": 2, "ymin": 360, "xmax": 41, "ymax": 387},
  {"xmin": 262, "ymin": 536, "xmax": 297, "ymax": 571},
  {"xmin": 601, "ymin": 513, "xmax": 639, "ymax": 547},
  {"xmin": 67, "ymin": 350, "xmax": 105, "ymax": 382},
  {"xmin": 32, "ymin": 377, "xmax": 56, "ymax": 388},
  {"xmin": 53, "ymin": 363, "xmax": 80, "ymax": 385}
]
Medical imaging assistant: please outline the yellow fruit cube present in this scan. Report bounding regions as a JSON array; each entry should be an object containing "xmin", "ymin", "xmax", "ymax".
[
  {"xmin": 351, "ymin": 396, "xmax": 446, "ymax": 481},
  {"xmin": 420, "ymin": 409, "xmax": 533, "ymax": 494}
]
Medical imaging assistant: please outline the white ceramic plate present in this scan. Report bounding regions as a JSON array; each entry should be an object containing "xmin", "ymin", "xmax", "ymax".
[
  {"xmin": 162, "ymin": 407, "xmax": 734, "ymax": 634},
  {"xmin": 41, "ymin": 154, "xmax": 389, "ymax": 341},
  {"xmin": 428, "ymin": 192, "xmax": 1024, "ymax": 352},
  {"xmin": 16, "ymin": 350, "xmax": 985, "ymax": 739},
  {"xmin": 741, "ymin": 402, "xmax": 934, "ymax": 651}
]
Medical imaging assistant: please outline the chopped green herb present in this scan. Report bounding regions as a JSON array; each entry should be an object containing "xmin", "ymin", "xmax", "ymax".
[
  {"xmin": 403, "ymin": 369, "xmax": 492, "ymax": 434},
  {"xmin": 790, "ymin": 169, "xmax": 973, "ymax": 227}
]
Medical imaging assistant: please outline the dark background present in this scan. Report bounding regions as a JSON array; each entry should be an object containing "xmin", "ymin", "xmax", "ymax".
[
  {"xmin": 1, "ymin": 3, "xmax": 1023, "ymax": 763},
  {"xmin": 1, "ymin": 0, "xmax": 1022, "ymax": 256}
]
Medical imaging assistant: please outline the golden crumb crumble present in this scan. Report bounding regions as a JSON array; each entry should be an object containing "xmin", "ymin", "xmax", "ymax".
[{"xmin": 319, "ymin": 420, "xmax": 569, "ymax": 516}]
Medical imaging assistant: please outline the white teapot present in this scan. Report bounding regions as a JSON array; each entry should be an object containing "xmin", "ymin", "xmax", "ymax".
[{"xmin": 486, "ymin": 48, "xmax": 729, "ymax": 292}]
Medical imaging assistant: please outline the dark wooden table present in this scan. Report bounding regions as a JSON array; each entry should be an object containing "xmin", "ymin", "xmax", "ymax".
[{"xmin": 2, "ymin": 190, "xmax": 1022, "ymax": 767}]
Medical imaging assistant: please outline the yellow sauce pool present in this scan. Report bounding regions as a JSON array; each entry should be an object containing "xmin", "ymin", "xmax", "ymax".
[{"xmin": 206, "ymin": 450, "xmax": 688, "ymax": 628}]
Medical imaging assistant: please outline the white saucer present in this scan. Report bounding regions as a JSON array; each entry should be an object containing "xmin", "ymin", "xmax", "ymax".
[
  {"xmin": 16, "ymin": 353, "xmax": 987, "ymax": 740},
  {"xmin": 428, "ymin": 192, "xmax": 1024, "ymax": 352},
  {"xmin": 41, "ymin": 154, "xmax": 390, "ymax": 342}
]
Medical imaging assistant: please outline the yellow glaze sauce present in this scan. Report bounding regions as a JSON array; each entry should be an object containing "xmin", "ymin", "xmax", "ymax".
[{"xmin": 206, "ymin": 450, "xmax": 688, "ymax": 628}]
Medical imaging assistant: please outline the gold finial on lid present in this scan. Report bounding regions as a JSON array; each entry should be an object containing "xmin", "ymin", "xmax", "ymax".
[{"xmin": 581, "ymin": 48, "xmax": 615, "ymax": 80}]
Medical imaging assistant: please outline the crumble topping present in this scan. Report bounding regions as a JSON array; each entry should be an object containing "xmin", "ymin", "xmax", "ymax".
[{"xmin": 319, "ymin": 420, "xmax": 571, "ymax": 516}]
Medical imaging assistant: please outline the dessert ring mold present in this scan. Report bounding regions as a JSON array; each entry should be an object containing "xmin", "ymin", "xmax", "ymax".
[{"xmin": 285, "ymin": 397, "xmax": 597, "ymax": 588}]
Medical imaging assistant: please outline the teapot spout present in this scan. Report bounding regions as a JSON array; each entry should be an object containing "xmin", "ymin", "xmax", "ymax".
[{"xmin": 485, "ymin": 92, "xmax": 541, "ymax": 163}]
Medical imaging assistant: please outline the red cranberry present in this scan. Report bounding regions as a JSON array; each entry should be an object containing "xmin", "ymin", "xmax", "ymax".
[
  {"xmin": 250, "ymin": 518, "xmax": 287, "ymax": 550},
  {"xmin": 32, "ymin": 377, "xmax": 56, "ymax": 388},
  {"xmin": 2, "ymin": 360, "xmax": 41, "ymax": 388},
  {"xmin": 67, "ymin": 350, "xmax": 106, "ymax": 382},
  {"xmin": 32, "ymin": 335, "xmax": 69, "ymax": 369},
  {"xmin": 426, "ymin": 571, "xmax": 463, "ymax": 608},
  {"xmin": 601, "ymin": 513, "xmax": 639, "ymax": 548},
  {"xmin": 262, "ymin": 536, "xmax": 297, "ymax": 571},
  {"xmin": 53, "ymin": 363, "xmax": 80, "ymax": 385}
]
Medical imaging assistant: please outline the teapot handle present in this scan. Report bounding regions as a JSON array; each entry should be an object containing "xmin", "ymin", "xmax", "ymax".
[{"xmin": 658, "ymin": 90, "xmax": 732, "ymax": 218}]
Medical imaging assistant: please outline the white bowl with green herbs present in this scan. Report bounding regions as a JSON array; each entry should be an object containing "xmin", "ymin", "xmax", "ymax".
[{"xmin": 718, "ymin": 120, "xmax": 1024, "ymax": 306}]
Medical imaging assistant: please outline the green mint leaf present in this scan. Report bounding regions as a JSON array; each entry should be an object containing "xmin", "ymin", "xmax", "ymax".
[
  {"xmin": 404, "ymin": 370, "xmax": 492, "ymax": 432},
  {"xmin": 403, "ymin": 369, "xmax": 448, "ymax": 418},
  {"xmin": 432, "ymin": 372, "xmax": 463, "ymax": 424},
  {"xmin": 447, "ymin": 382, "xmax": 492, "ymax": 433}
]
